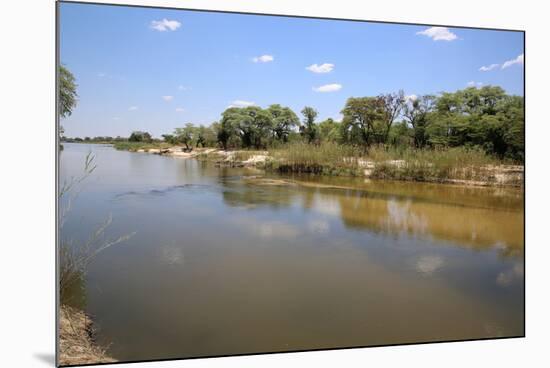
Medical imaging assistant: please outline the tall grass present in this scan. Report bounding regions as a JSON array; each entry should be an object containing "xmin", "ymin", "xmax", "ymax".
[
  {"xmin": 267, "ymin": 142, "xmax": 364, "ymax": 175},
  {"xmin": 366, "ymin": 145, "xmax": 497, "ymax": 166},
  {"xmin": 262, "ymin": 142, "xmax": 507, "ymax": 182},
  {"xmin": 367, "ymin": 145, "xmax": 499, "ymax": 182},
  {"xmin": 113, "ymin": 141, "xmax": 171, "ymax": 152}
]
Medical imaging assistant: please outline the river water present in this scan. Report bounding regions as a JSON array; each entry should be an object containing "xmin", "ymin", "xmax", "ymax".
[{"xmin": 59, "ymin": 143, "xmax": 524, "ymax": 362}]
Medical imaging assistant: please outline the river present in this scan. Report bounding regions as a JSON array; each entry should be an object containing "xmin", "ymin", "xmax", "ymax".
[{"xmin": 59, "ymin": 143, "xmax": 524, "ymax": 361}]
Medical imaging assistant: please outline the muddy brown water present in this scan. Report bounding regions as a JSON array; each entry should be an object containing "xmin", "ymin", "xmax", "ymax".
[{"xmin": 60, "ymin": 143, "xmax": 524, "ymax": 362}]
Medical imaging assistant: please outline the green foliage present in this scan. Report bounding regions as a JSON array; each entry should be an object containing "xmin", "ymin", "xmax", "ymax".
[
  {"xmin": 162, "ymin": 134, "xmax": 177, "ymax": 145},
  {"xmin": 174, "ymin": 123, "xmax": 195, "ymax": 149},
  {"xmin": 128, "ymin": 131, "xmax": 153, "ymax": 143},
  {"xmin": 341, "ymin": 97, "xmax": 386, "ymax": 146},
  {"xmin": 268, "ymin": 104, "xmax": 300, "ymax": 143},
  {"xmin": 299, "ymin": 106, "xmax": 319, "ymax": 143},
  {"xmin": 423, "ymin": 86, "xmax": 524, "ymax": 160},
  {"xmin": 106, "ymin": 84, "xmax": 523, "ymax": 163},
  {"xmin": 59, "ymin": 65, "xmax": 78, "ymax": 118},
  {"xmin": 195, "ymin": 126, "xmax": 217, "ymax": 147},
  {"xmin": 318, "ymin": 118, "xmax": 342, "ymax": 143},
  {"xmin": 403, "ymin": 95, "xmax": 436, "ymax": 148},
  {"xmin": 379, "ymin": 90, "xmax": 405, "ymax": 142},
  {"xmin": 218, "ymin": 104, "xmax": 297, "ymax": 149}
]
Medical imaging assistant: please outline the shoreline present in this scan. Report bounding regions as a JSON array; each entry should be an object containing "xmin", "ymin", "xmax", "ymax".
[
  {"xmin": 108, "ymin": 144, "xmax": 523, "ymax": 188},
  {"xmin": 59, "ymin": 305, "xmax": 116, "ymax": 366}
]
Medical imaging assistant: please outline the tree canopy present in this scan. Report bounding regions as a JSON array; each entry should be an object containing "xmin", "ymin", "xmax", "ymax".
[
  {"xmin": 59, "ymin": 65, "xmax": 78, "ymax": 118},
  {"xmin": 101, "ymin": 84, "xmax": 523, "ymax": 162}
]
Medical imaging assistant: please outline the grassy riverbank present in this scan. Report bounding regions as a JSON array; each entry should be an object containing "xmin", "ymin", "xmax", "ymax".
[
  {"xmin": 113, "ymin": 141, "xmax": 172, "ymax": 152},
  {"xmin": 111, "ymin": 141, "xmax": 523, "ymax": 187},
  {"xmin": 59, "ymin": 306, "xmax": 116, "ymax": 366},
  {"xmin": 266, "ymin": 143, "xmax": 523, "ymax": 186}
]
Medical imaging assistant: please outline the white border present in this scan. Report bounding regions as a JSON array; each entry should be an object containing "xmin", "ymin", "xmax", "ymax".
[{"xmin": 2, "ymin": 1, "xmax": 548, "ymax": 367}]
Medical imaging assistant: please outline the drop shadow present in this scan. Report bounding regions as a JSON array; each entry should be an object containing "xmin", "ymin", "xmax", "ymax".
[{"xmin": 34, "ymin": 353, "xmax": 56, "ymax": 366}]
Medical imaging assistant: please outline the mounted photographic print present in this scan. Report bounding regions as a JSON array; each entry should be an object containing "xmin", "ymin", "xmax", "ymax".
[{"xmin": 57, "ymin": 1, "xmax": 525, "ymax": 366}]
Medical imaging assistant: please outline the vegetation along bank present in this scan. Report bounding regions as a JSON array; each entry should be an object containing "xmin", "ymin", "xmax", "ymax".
[{"xmin": 63, "ymin": 86, "xmax": 524, "ymax": 187}]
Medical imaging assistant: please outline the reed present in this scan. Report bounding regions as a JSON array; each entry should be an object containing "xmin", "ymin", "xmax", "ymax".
[{"xmin": 266, "ymin": 142, "xmax": 364, "ymax": 175}]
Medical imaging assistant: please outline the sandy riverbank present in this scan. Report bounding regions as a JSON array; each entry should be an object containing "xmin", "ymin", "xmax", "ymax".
[{"xmin": 129, "ymin": 145, "xmax": 523, "ymax": 187}]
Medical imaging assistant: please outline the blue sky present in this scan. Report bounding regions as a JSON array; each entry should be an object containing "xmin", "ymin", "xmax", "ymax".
[{"xmin": 60, "ymin": 2, "xmax": 524, "ymax": 138}]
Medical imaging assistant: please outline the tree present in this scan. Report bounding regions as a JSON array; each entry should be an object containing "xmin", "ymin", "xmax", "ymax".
[
  {"xmin": 267, "ymin": 104, "xmax": 299, "ymax": 143},
  {"xmin": 379, "ymin": 90, "xmax": 405, "ymax": 143},
  {"xmin": 128, "ymin": 131, "xmax": 152, "ymax": 143},
  {"xmin": 403, "ymin": 95, "xmax": 435, "ymax": 148},
  {"xmin": 174, "ymin": 123, "xmax": 195, "ymax": 150},
  {"xmin": 341, "ymin": 97, "xmax": 385, "ymax": 147},
  {"xmin": 428, "ymin": 86, "xmax": 523, "ymax": 159},
  {"xmin": 162, "ymin": 134, "xmax": 177, "ymax": 145},
  {"xmin": 194, "ymin": 126, "xmax": 216, "ymax": 147},
  {"xmin": 318, "ymin": 118, "xmax": 341, "ymax": 143},
  {"xmin": 219, "ymin": 106, "xmax": 273, "ymax": 149},
  {"xmin": 59, "ymin": 65, "xmax": 78, "ymax": 118},
  {"xmin": 300, "ymin": 106, "xmax": 318, "ymax": 143},
  {"xmin": 387, "ymin": 121, "xmax": 412, "ymax": 147}
]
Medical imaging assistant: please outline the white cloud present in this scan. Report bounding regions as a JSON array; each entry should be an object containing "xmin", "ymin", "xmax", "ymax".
[
  {"xmin": 415, "ymin": 255, "xmax": 445, "ymax": 276},
  {"xmin": 175, "ymin": 107, "xmax": 185, "ymax": 112},
  {"xmin": 307, "ymin": 219, "xmax": 330, "ymax": 235},
  {"xmin": 128, "ymin": 106, "xmax": 138, "ymax": 111},
  {"xmin": 112, "ymin": 117, "xmax": 120, "ymax": 121},
  {"xmin": 162, "ymin": 95, "xmax": 174, "ymax": 102},
  {"xmin": 252, "ymin": 54, "xmax": 274, "ymax": 63},
  {"xmin": 97, "ymin": 72, "xmax": 106, "ymax": 78},
  {"xmin": 416, "ymin": 27, "xmax": 457, "ymax": 41},
  {"xmin": 501, "ymin": 53, "xmax": 524, "ymax": 69},
  {"xmin": 228, "ymin": 100, "xmax": 256, "ymax": 108},
  {"xmin": 479, "ymin": 63, "xmax": 499, "ymax": 72},
  {"xmin": 312, "ymin": 83, "xmax": 342, "ymax": 93},
  {"xmin": 306, "ymin": 63, "xmax": 334, "ymax": 73},
  {"xmin": 467, "ymin": 81, "xmax": 484, "ymax": 88},
  {"xmin": 177, "ymin": 85, "xmax": 191, "ymax": 91},
  {"xmin": 150, "ymin": 19, "xmax": 181, "ymax": 32}
]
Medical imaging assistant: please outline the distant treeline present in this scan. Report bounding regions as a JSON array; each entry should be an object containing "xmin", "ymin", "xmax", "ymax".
[
  {"xmin": 62, "ymin": 135, "xmax": 128, "ymax": 143},
  {"xmin": 64, "ymin": 85, "xmax": 524, "ymax": 161}
]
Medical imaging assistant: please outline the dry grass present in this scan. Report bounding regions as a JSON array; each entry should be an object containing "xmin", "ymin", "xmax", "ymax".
[
  {"xmin": 59, "ymin": 305, "xmax": 116, "ymax": 366},
  {"xmin": 267, "ymin": 142, "xmax": 363, "ymax": 175},
  {"xmin": 113, "ymin": 141, "xmax": 172, "ymax": 152}
]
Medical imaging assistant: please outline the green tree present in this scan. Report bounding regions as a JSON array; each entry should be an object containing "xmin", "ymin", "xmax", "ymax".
[
  {"xmin": 194, "ymin": 126, "xmax": 216, "ymax": 147},
  {"xmin": 59, "ymin": 65, "xmax": 78, "ymax": 118},
  {"xmin": 267, "ymin": 104, "xmax": 299, "ymax": 143},
  {"xmin": 300, "ymin": 106, "xmax": 318, "ymax": 143},
  {"xmin": 379, "ymin": 90, "xmax": 405, "ymax": 143},
  {"xmin": 174, "ymin": 123, "xmax": 195, "ymax": 150},
  {"xmin": 341, "ymin": 97, "xmax": 385, "ymax": 147},
  {"xmin": 403, "ymin": 95, "xmax": 435, "ymax": 148},
  {"xmin": 429, "ymin": 86, "xmax": 523, "ymax": 160},
  {"xmin": 387, "ymin": 121, "xmax": 412, "ymax": 147},
  {"xmin": 318, "ymin": 118, "xmax": 342, "ymax": 143},
  {"xmin": 214, "ymin": 119, "xmax": 232, "ymax": 150},
  {"xmin": 219, "ymin": 106, "xmax": 273, "ymax": 149},
  {"xmin": 162, "ymin": 134, "xmax": 177, "ymax": 145},
  {"xmin": 128, "ymin": 131, "xmax": 152, "ymax": 143}
]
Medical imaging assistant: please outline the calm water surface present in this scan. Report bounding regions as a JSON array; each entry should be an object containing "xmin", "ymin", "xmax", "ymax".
[{"xmin": 60, "ymin": 143, "xmax": 524, "ymax": 361}]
